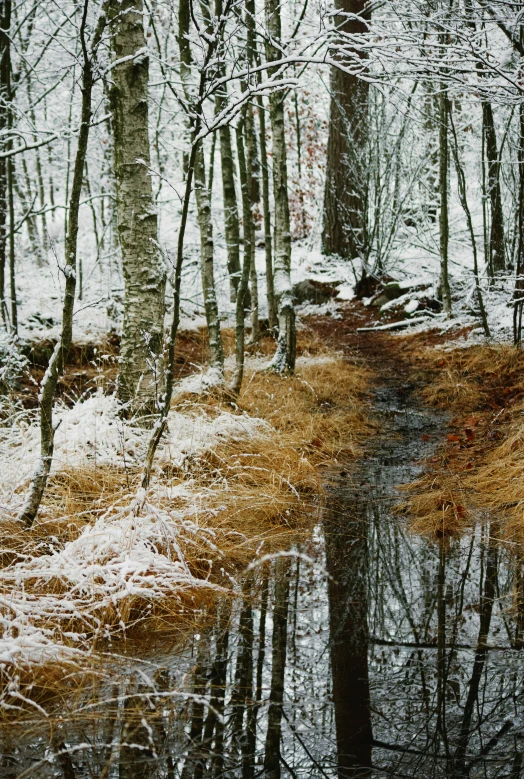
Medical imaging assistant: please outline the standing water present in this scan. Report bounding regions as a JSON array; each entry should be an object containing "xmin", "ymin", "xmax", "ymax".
[{"xmin": 2, "ymin": 377, "xmax": 523, "ymax": 777}]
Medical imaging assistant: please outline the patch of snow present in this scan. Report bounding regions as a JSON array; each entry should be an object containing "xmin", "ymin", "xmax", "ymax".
[
  {"xmin": 404, "ymin": 299, "xmax": 420, "ymax": 315},
  {"xmin": 296, "ymin": 299, "xmax": 342, "ymax": 320},
  {"xmin": 336, "ymin": 284, "xmax": 355, "ymax": 301}
]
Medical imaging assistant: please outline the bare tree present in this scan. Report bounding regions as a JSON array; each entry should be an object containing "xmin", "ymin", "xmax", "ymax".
[{"xmin": 18, "ymin": 1, "xmax": 107, "ymax": 527}]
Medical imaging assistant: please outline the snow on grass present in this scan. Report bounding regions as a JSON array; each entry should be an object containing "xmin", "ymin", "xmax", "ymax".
[
  {"xmin": 0, "ymin": 384, "xmax": 274, "ymax": 693},
  {"xmin": 0, "ymin": 388, "xmax": 271, "ymax": 513}
]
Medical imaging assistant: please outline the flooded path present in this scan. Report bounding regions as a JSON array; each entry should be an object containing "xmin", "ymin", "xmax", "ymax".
[{"xmin": 3, "ymin": 366, "xmax": 524, "ymax": 777}]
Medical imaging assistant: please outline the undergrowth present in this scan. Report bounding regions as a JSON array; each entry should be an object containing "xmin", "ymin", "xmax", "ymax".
[
  {"xmin": 399, "ymin": 341, "xmax": 524, "ymax": 543},
  {"xmin": 0, "ymin": 330, "xmax": 372, "ymax": 713}
]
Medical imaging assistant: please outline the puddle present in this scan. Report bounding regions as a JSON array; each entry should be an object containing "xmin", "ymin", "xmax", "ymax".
[{"xmin": 2, "ymin": 379, "xmax": 524, "ymax": 777}]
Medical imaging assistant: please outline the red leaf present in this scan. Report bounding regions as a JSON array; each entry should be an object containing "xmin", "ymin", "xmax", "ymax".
[
  {"xmin": 447, "ymin": 433, "xmax": 460, "ymax": 442},
  {"xmin": 464, "ymin": 427, "xmax": 475, "ymax": 441},
  {"xmin": 421, "ymin": 433, "xmax": 430, "ymax": 442}
]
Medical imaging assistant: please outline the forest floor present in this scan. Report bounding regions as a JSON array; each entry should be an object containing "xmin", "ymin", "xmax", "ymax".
[{"xmin": 2, "ymin": 298, "xmax": 524, "ymax": 714}]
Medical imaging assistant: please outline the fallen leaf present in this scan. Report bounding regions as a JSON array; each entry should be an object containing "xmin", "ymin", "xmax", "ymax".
[
  {"xmin": 421, "ymin": 433, "xmax": 430, "ymax": 442},
  {"xmin": 447, "ymin": 433, "xmax": 460, "ymax": 442}
]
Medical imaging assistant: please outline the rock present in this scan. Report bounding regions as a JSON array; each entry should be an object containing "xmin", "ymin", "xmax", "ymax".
[
  {"xmin": 371, "ymin": 284, "xmax": 403, "ymax": 308},
  {"xmin": 418, "ymin": 296, "xmax": 442, "ymax": 313},
  {"xmin": 382, "ymin": 282, "xmax": 404, "ymax": 300},
  {"xmin": 371, "ymin": 293, "xmax": 390, "ymax": 309},
  {"xmin": 293, "ymin": 279, "xmax": 340, "ymax": 304},
  {"xmin": 354, "ymin": 270, "xmax": 395, "ymax": 299}
]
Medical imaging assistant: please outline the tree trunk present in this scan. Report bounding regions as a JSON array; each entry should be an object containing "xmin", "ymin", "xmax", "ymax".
[
  {"xmin": 179, "ymin": 0, "xmax": 224, "ymax": 379},
  {"xmin": 229, "ymin": 120, "xmax": 252, "ymax": 396},
  {"xmin": 438, "ymin": 88, "xmax": 452, "ymax": 316},
  {"xmin": 0, "ymin": 0, "xmax": 10, "ymax": 327},
  {"xmin": 449, "ymin": 104, "xmax": 490, "ymax": 337},
  {"xmin": 263, "ymin": 558, "xmax": 290, "ymax": 778},
  {"xmin": 217, "ymin": 97, "xmax": 242, "ymax": 302},
  {"xmin": 321, "ymin": 0, "xmax": 369, "ymax": 261},
  {"xmin": 108, "ymin": 0, "xmax": 166, "ymax": 419},
  {"xmin": 212, "ymin": 0, "xmax": 241, "ymax": 306},
  {"xmin": 231, "ymin": 578, "xmax": 254, "ymax": 765},
  {"xmin": 325, "ymin": 493, "xmax": 372, "ymax": 777},
  {"xmin": 266, "ymin": 0, "xmax": 296, "ymax": 373},
  {"xmin": 483, "ymin": 101, "xmax": 505, "ymax": 275},
  {"xmin": 257, "ymin": 95, "xmax": 277, "ymax": 330},
  {"xmin": 514, "ymin": 101, "xmax": 524, "ymax": 343},
  {"xmin": 5, "ymin": 2, "xmax": 15, "ymax": 332},
  {"xmin": 7, "ymin": 151, "xmax": 15, "ymax": 332},
  {"xmin": 245, "ymin": 101, "xmax": 259, "ymax": 343},
  {"xmin": 451, "ymin": 525, "xmax": 499, "ymax": 775},
  {"xmin": 194, "ymin": 143, "xmax": 225, "ymax": 374}
]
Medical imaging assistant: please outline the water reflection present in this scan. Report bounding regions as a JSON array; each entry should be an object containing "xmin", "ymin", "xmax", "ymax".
[{"xmin": 2, "ymin": 380, "xmax": 524, "ymax": 777}]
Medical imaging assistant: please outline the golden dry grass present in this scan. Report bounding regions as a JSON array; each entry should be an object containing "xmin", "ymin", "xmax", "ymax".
[
  {"xmin": 0, "ymin": 342, "xmax": 372, "ymax": 708},
  {"xmin": 237, "ymin": 355, "xmax": 373, "ymax": 461},
  {"xmin": 414, "ymin": 343, "xmax": 524, "ymax": 413},
  {"xmin": 398, "ymin": 472, "xmax": 474, "ymax": 539},
  {"xmin": 399, "ymin": 343, "xmax": 524, "ymax": 541},
  {"xmin": 465, "ymin": 409, "xmax": 524, "ymax": 549}
]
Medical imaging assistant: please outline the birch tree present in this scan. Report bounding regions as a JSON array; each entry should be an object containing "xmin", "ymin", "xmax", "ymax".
[
  {"xmin": 266, "ymin": 0, "xmax": 296, "ymax": 373},
  {"xmin": 108, "ymin": 0, "xmax": 166, "ymax": 419},
  {"xmin": 179, "ymin": 0, "xmax": 224, "ymax": 380}
]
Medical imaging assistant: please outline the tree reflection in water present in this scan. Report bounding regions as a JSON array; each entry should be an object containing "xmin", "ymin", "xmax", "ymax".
[{"xmin": 2, "ymin": 381, "xmax": 524, "ymax": 777}]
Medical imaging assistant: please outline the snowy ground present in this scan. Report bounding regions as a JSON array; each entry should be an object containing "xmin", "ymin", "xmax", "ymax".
[{"xmin": 11, "ymin": 230, "xmax": 515, "ymax": 351}]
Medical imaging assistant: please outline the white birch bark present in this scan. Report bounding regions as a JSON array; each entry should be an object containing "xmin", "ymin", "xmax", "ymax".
[
  {"xmin": 179, "ymin": 0, "xmax": 224, "ymax": 379},
  {"xmin": 194, "ymin": 144, "xmax": 225, "ymax": 374},
  {"xmin": 108, "ymin": 0, "xmax": 166, "ymax": 419},
  {"xmin": 266, "ymin": 0, "xmax": 296, "ymax": 373}
]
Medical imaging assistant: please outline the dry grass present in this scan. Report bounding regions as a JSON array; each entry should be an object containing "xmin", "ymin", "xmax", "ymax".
[
  {"xmin": 0, "ymin": 341, "xmax": 372, "ymax": 711},
  {"xmin": 399, "ymin": 343, "xmax": 524, "ymax": 541},
  {"xmin": 398, "ymin": 471, "xmax": 474, "ymax": 539},
  {"xmin": 413, "ymin": 343, "xmax": 524, "ymax": 413},
  {"xmin": 237, "ymin": 355, "xmax": 372, "ymax": 461},
  {"xmin": 466, "ymin": 410, "xmax": 524, "ymax": 549}
]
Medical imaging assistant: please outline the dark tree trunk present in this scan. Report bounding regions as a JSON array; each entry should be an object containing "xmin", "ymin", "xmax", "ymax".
[
  {"xmin": 215, "ymin": 0, "xmax": 241, "ymax": 303},
  {"xmin": 438, "ymin": 88, "xmax": 452, "ymax": 315},
  {"xmin": 514, "ymin": 102, "xmax": 524, "ymax": 343},
  {"xmin": 483, "ymin": 101, "xmax": 505, "ymax": 275},
  {"xmin": 18, "ymin": 3, "xmax": 105, "ymax": 527},
  {"xmin": 263, "ymin": 558, "xmax": 290, "ymax": 778},
  {"xmin": 0, "ymin": 0, "xmax": 10, "ymax": 327},
  {"xmin": 325, "ymin": 495, "xmax": 372, "ymax": 777},
  {"xmin": 322, "ymin": 0, "xmax": 369, "ymax": 261},
  {"xmin": 450, "ymin": 525, "xmax": 499, "ymax": 776}
]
